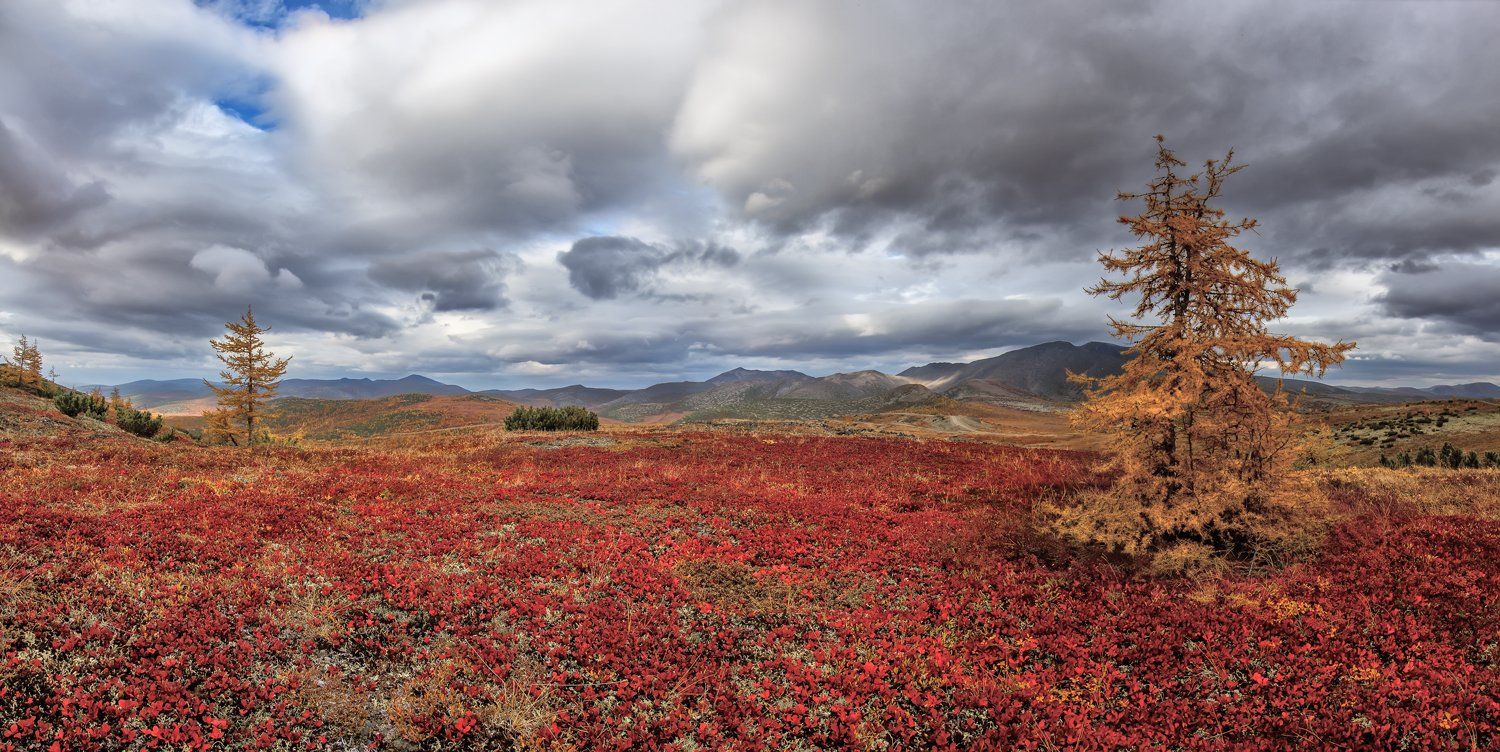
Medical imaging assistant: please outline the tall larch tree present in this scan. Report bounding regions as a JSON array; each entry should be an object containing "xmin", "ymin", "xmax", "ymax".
[
  {"xmin": 205, "ymin": 306, "xmax": 290, "ymax": 448},
  {"xmin": 1056, "ymin": 136, "xmax": 1355, "ymax": 571},
  {"xmin": 7, "ymin": 336, "xmax": 27, "ymax": 386},
  {"xmin": 27, "ymin": 340, "xmax": 42, "ymax": 386},
  {"xmin": 9, "ymin": 336, "xmax": 43, "ymax": 389}
]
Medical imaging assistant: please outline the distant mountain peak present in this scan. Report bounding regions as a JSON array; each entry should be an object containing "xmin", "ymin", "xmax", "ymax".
[{"xmin": 706, "ymin": 367, "xmax": 811, "ymax": 384}]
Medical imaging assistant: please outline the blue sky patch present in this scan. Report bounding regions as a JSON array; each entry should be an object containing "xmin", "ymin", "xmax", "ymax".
[
  {"xmin": 198, "ymin": 0, "xmax": 365, "ymax": 29},
  {"xmin": 213, "ymin": 73, "xmax": 278, "ymax": 130}
]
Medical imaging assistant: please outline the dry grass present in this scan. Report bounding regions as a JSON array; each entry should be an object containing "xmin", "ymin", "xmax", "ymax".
[
  {"xmin": 1319, "ymin": 399, "xmax": 1500, "ymax": 466},
  {"xmin": 1314, "ymin": 466, "xmax": 1500, "ymax": 520},
  {"xmin": 673, "ymin": 558, "xmax": 798, "ymax": 614},
  {"xmin": 281, "ymin": 667, "xmax": 374, "ymax": 740},
  {"xmin": 1038, "ymin": 465, "xmax": 1500, "ymax": 577}
]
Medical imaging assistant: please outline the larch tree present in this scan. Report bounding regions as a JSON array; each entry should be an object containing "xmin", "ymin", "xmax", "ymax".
[
  {"xmin": 1055, "ymin": 136, "xmax": 1355, "ymax": 572},
  {"xmin": 202, "ymin": 408, "xmax": 237, "ymax": 446},
  {"xmin": 205, "ymin": 306, "xmax": 290, "ymax": 448},
  {"xmin": 9, "ymin": 335, "xmax": 42, "ymax": 388},
  {"xmin": 6, "ymin": 336, "xmax": 26, "ymax": 386}
]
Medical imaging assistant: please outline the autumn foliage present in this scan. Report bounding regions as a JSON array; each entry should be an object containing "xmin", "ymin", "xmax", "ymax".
[
  {"xmin": 1056, "ymin": 137, "xmax": 1355, "ymax": 570},
  {"xmin": 0, "ymin": 424, "xmax": 1495, "ymax": 750},
  {"xmin": 204, "ymin": 307, "xmax": 290, "ymax": 447},
  {"xmin": 3, "ymin": 337, "xmax": 44, "ymax": 393}
]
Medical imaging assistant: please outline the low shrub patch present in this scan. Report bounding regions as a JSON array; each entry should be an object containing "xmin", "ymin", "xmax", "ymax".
[
  {"xmin": 54, "ymin": 390, "xmax": 107, "ymax": 419},
  {"xmin": 504, "ymin": 405, "xmax": 599, "ymax": 431}
]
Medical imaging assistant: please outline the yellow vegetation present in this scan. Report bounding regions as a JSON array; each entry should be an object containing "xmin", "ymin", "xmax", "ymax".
[
  {"xmin": 1051, "ymin": 137, "xmax": 1354, "ymax": 572},
  {"xmin": 204, "ymin": 305, "xmax": 290, "ymax": 447}
]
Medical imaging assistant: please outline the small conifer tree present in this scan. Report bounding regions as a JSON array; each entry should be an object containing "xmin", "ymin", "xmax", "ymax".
[
  {"xmin": 205, "ymin": 306, "xmax": 291, "ymax": 449},
  {"xmin": 55, "ymin": 390, "xmax": 108, "ymax": 419},
  {"xmin": 7, "ymin": 335, "xmax": 42, "ymax": 389},
  {"xmin": 114, "ymin": 404, "xmax": 164, "ymax": 438}
]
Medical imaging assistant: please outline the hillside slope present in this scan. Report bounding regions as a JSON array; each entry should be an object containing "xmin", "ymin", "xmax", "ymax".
[
  {"xmin": 485, "ymin": 385, "xmax": 631, "ymax": 408},
  {"xmin": 0, "ymin": 385, "xmax": 157, "ymax": 448},
  {"xmin": 106, "ymin": 374, "xmax": 473, "ymax": 410},
  {"xmin": 166, "ymin": 393, "xmax": 523, "ymax": 441},
  {"xmin": 99, "ymin": 340, "xmax": 1483, "ymax": 423},
  {"xmin": 904, "ymin": 341, "xmax": 1128, "ymax": 400}
]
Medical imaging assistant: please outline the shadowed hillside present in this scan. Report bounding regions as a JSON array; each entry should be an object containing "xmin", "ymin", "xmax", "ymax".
[{"xmin": 903, "ymin": 341, "xmax": 1129, "ymax": 400}]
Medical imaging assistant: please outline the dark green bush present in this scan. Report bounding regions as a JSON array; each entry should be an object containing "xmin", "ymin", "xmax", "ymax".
[
  {"xmin": 504, "ymin": 405, "xmax": 599, "ymax": 431},
  {"xmin": 114, "ymin": 405, "xmax": 164, "ymax": 438},
  {"xmin": 55, "ymin": 390, "xmax": 107, "ymax": 419},
  {"xmin": 1392, "ymin": 444, "xmax": 1498, "ymax": 470}
]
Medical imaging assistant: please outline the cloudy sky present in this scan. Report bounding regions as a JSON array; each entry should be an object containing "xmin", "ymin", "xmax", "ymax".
[{"xmin": 1, "ymin": 0, "xmax": 1497, "ymax": 389}]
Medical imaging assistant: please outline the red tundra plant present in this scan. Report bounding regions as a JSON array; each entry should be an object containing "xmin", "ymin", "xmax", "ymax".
[{"xmin": 0, "ymin": 430, "xmax": 1494, "ymax": 750}]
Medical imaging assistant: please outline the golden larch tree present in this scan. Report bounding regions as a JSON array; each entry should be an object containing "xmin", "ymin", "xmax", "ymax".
[
  {"xmin": 1057, "ymin": 136, "xmax": 1355, "ymax": 570},
  {"xmin": 205, "ymin": 306, "xmax": 290, "ymax": 448},
  {"xmin": 202, "ymin": 408, "xmax": 237, "ymax": 446},
  {"xmin": 6, "ymin": 336, "xmax": 26, "ymax": 386},
  {"xmin": 204, "ymin": 408, "xmax": 238, "ymax": 441},
  {"xmin": 9, "ymin": 335, "xmax": 42, "ymax": 388}
]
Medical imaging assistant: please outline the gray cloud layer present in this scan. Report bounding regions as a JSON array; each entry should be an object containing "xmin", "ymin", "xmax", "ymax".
[
  {"xmin": 1379, "ymin": 263, "xmax": 1500, "ymax": 342},
  {"xmin": 369, "ymin": 249, "xmax": 519, "ymax": 312},
  {"xmin": 558, "ymin": 236, "xmax": 739, "ymax": 300},
  {"xmin": 0, "ymin": 0, "xmax": 1497, "ymax": 387}
]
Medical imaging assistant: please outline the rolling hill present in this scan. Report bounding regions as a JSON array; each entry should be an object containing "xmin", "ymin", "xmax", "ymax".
[
  {"xmin": 902, "ymin": 341, "xmax": 1129, "ymax": 401},
  {"xmin": 165, "ymin": 392, "xmax": 522, "ymax": 441},
  {"xmin": 100, "ymin": 374, "xmax": 474, "ymax": 413},
  {"xmin": 706, "ymin": 367, "xmax": 812, "ymax": 385},
  {"xmin": 1346, "ymin": 382, "xmax": 1500, "ymax": 400},
  {"xmin": 99, "ymin": 340, "xmax": 1495, "ymax": 424},
  {"xmin": 483, "ymin": 385, "xmax": 631, "ymax": 408}
]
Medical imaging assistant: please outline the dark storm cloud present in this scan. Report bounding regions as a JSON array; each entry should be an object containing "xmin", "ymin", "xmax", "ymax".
[
  {"xmin": 368, "ymin": 249, "xmax": 519, "ymax": 312},
  {"xmin": 509, "ymin": 330, "xmax": 697, "ymax": 367},
  {"xmin": 0, "ymin": 121, "xmax": 110, "ymax": 234},
  {"xmin": 1378, "ymin": 263, "xmax": 1500, "ymax": 342},
  {"xmin": 692, "ymin": 299, "xmax": 1097, "ymax": 360},
  {"xmin": 0, "ymin": 2, "xmax": 257, "ymax": 155},
  {"xmin": 2, "ymin": 241, "xmax": 401, "ymax": 350},
  {"xmin": 266, "ymin": 1, "xmax": 710, "ymax": 245},
  {"xmin": 1, "ymin": 0, "xmax": 1498, "ymax": 386},
  {"xmin": 492, "ymin": 297, "xmax": 1093, "ymax": 371},
  {"xmin": 558, "ymin": 236, "xmax": 740, "ymax": 300},
  {"xmin": 673, "ymin": 1, "xmax": 1500, "ymax": 266}
]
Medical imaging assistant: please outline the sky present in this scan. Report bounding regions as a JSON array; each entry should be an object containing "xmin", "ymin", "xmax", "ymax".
[{"xmin": 1, "ymin": 0, "xmax": 1498, "ymax": 390}]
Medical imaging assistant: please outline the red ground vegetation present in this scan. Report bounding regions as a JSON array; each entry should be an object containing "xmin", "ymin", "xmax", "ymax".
[{"xmin": 0, "ymin": 430, "xmax": 1494, "ymax": 750}]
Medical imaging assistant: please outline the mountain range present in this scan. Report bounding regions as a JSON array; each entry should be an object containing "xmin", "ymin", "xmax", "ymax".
[{"xmin": 97, "ymin": 341, "xmax": 1500, "ymax": 421}]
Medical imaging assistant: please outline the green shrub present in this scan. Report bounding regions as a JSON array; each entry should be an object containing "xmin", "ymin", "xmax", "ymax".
[
  {"xmin": 114, "ymin": 405, "xmax": 164, "ymax": 438},
  {"xmin": 1440, "ymin": 442, "xmax": 1464, "ymax": 469},
  {"xmin": 504, "ymin": 405, "xmax": 599, "ymax": 431},
  {"xmin": 55, "ymin": 390, "xmax": 107, "ymax": 419}
]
